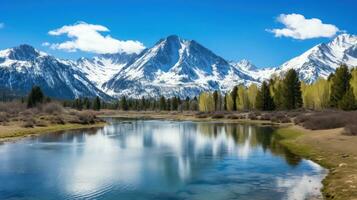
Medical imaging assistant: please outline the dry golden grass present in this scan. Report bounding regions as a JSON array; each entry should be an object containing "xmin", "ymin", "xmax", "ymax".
[{"xmin": 0, "ymin": 101, "xmax": 105, "ymax": 141}]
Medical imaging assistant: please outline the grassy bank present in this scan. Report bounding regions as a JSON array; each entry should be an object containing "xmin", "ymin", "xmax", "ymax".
[
  {"xmin": 275, "ymin": 126, "xmax": 357, "ymax": 200},
  {"xmin": 0, "ymin": 122, "xmax": 106, "ymax": 142}
]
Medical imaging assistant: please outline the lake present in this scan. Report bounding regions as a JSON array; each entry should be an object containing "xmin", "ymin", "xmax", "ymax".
[{"xmin": 0, "ymin": 119, "xmax": 327, "ymax": 200}]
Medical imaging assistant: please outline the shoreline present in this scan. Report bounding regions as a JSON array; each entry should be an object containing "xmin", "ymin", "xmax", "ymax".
[
  {"xmin": 1, "ymin": 111, "xmax": 356, "ymax": 199},
  {"xmin": 0, "ymin": 122, "xmax": 106, "ymax": 143},
  {"xmin": 274, "ymin": 126, "xmax": 357, "ymax": 200}
]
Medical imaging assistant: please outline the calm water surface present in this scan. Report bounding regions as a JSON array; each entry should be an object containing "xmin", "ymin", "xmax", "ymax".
[{"xmin": 0, "ymin": 119, "xmax": 327, "ymax": 200}]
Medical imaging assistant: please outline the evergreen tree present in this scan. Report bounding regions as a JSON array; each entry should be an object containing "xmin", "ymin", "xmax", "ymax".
[
  {"xmin": 223, "ymin": 94, "xmax": 227, "ymax": 111},
  {"xmin": 27, "ymin": 86, "xmax": 44, "ymax": 108},
  {"xmin": 83, "ymin": 97, "xmax": 91, "ymax": 109},
  {"xmin": 282, "ymin": 69, "xmax": 302, "ymax": 110},
  {"xmin": 256, "ymin": 81, "xmax": 275, "ymax": 111},
  {"xmin": 230, "ymin": 86, "xmax": 238, "ymax": 111},
  {"xmin": 120, "ymin": 96, "xmax": 128, "ymax": 111},
  {"xmin": 184, "ymin": 96, "xmax": 190, "ymax": 110},
  {"xmin": 330, "ymin": 65, "xmax": 351, "ymax": 107},
  {"xmin": 74, "ymin": 98, "xmax": 83, "ymax": 110},
  {"xmin": 159, "ymin": 96, "xmax": 166, "ymax": 111},
  {"xmin": 213, "ymin": 90, "xmax": 219, "ymax": 111},
  {"xmin": 338, "ymin": 88, "xmax": 357, "ymax": 111},
  {"xmin": 93, "ymin": 96, "xmax": 101, "ymax": 111},
  {"xmin": 141, "ymin": 97, "xmax": 146, "ymax": 111},
  {"xmin": 172, "ymin": 97, "xmax": 179, "ymax": 111},
  {"xmin": 166, "ymin": 98, "xmax": 171, "ymax": 111}
]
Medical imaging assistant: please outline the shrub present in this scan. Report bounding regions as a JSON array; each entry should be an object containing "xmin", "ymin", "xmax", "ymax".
[
  {"xmin": 22, "ymin": 119, "xmax": 35, "ymax": 128},
  {"xmin": 0, "ymin": 101, "xmax": 26, "ymax": 116},
  {"xmin": 77, "ymin": 112, "xmax": 96, "ymax": 124},
  {"xmin": 294, "ymin": 111, "xmax": 357, "ymax": 130},
  {"xmin": 211, "ymin": 113, "xmax": 224, "ymax": 119},
  {"xmin": 49, "ymin": 116, "xmax": 65, "ymax": 125},
  {"xmin": 343, "ymin": 124, "xmax": 357, "ymax": 136},
  {"xmin": 248, "ymin": 112, "xmax": 258, "ymax": 120},
  {"xmin": 271, "ymin": 115, "xmax": 291, "ymax": 123},
  {"xmin": 269, "ymin": 113, "xmax": 291, "ymax": 123},
  {"xmin": 35, "ymin": 120, "xmax": 48, "ymax": 127},
  {"xmin": 260, "ymin": 113, "xmax": 272, "ymax": 121},
  {"xmin": 43, "ymin": 103, "xmax": 63, "ymax": 114},
  {"xmin": 226, "ymin": 115, "xmax": 239, "ymax": 119},
  {"xmin": 0, "ymin": 112, "xmax": 9, "ymax": 122},
  {"xmin": 195, "ymin": 112, "xmax": 209, "ymax": 118}
]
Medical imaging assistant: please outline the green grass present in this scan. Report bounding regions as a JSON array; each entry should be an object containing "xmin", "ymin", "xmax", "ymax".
[{"xmin": 273, "ymin": 127, "xmax": 329, "ymax": 166}]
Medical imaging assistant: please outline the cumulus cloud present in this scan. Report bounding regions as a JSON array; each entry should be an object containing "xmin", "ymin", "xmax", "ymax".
[
  {"xmin": 268, "ymin": 14, "xmax": 340, "ymax": 40},
  {"xmin": 47, "ymin": 22, "xmax": 145, "ymax": 54},
  {"xmin": 0, "ymin": 22, "xmax": 4, "ymax": 29}
]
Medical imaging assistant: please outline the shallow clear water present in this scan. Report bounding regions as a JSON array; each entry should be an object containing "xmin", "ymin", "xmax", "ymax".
[{"xmin": 0, "ymin": 119, "xmax": 327, "ymax": 200}]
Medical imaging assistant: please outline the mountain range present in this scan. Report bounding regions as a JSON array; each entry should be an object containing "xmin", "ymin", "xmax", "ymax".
[{"xmin": 1, "ymin": 34, "xmax": 357, "ymax": 100}]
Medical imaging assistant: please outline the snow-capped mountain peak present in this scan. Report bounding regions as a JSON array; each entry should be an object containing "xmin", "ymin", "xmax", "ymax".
[
  {"xmin": 0, "ymin": 44, "xmax": 110, "ymax": 99},
  {"xmin": 231, "ymin": 59, "xmax": 257, "ymax": 71},
  {"xmin": 104, "ymin": 35, "xmax": 257, "ymax": 98},
  {"xmin": 1, "ymin": 34, "xmax": 357, "ymax": 99},
  {"xmin": 275, "ymin": 33, "xmax": 357, "ymax": 83}
]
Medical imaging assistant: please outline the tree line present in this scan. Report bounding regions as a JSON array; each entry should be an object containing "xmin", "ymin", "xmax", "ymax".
[
  {"xmin": 64, "ymin": 95, "xmax": 199, "ymax": 111},
  {"xmin": 23, "ymin": 65, "xmax": 357, "ymax": 112},
  {"xmin": 198, "ymin": 65, "xmax": 357, "ymax": 112}
]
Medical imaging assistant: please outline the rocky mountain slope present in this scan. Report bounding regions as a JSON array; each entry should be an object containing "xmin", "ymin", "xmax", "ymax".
[
  {"xmin": 0, "ymin": 45, "xmax": 109, "ymax": 100},
  {"xmin": 103, "ymin": 35, "xmax": 257, "ymax": 98}
]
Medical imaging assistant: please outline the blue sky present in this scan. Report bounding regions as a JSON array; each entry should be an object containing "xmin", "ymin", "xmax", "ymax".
[{"xmin": 0, "ymin": 0, "xmax": 356, "ymax": 67}]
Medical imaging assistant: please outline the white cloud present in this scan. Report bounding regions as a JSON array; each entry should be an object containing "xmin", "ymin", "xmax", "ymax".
[
  {"xmin": 268, "ymin": 14, "xmax": 340, "ymax": 40},
  {"xmin": 47, "ymin": 22, "xmax": 145, "ymax": 54},
  {"xmin": 0, "ymin": 23, "xmax": 4, "ymax": 29},
  {"xmin": 42, "ymin": 42, "xmax": 50, "ymax": 47}
]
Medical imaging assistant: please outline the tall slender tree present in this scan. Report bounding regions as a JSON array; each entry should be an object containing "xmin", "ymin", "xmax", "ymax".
[
  {"xmin": 282, "ymin": 69, "xmax": 302, "ymax": 110},
  {"xmin": 230, "ymin": 86, "xmax": 238, "ymax": 111},
  {"xmin": 330, "ymin": 65, "xmax": 352, "ymax": 107},
  {"xmin": 213, "ymin": 90, "xmax": 219, "ymax": 111},
  {"xmin": 93, "ymin": 96, "xmax": 101, "ymax": 111},
  {"xmin": 256, "ymin": 81, "xmax": 275, "ymax": 111},
  {"xmin": 159, "ymin": 96, "xmax": 166, "ymax": 111},
  {"xmin": 120, "ymin": 96, "xmax": 128, "ymax": 111}
]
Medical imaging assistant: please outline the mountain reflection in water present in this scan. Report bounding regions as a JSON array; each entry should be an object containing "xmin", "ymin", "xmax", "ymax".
[{"xmin": 0, "ymin": 120, "xmax": 327, "ymax": 200}]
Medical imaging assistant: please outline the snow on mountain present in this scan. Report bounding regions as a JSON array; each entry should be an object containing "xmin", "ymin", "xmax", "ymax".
[
  {"xmin": 104, "ymin": 35, "xmax": 258, "ymax": 98},
  {"xmin": 230, "ymin": 59, "xmax": 277, "ymax": 82},
  {"xmin": 76, "ymin": 52, "xmax": 137, "ymax": 89},
  {"xmin": 0, "ymin": 44, "xmax": 110, "ymax": 99},
  {"xmin": 1, "ymin": 34, "xmax": 357, "ymax": 100},
  {"xmin": 275, "ymin": 34, "xmax": 357, "ymax": 83}
]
